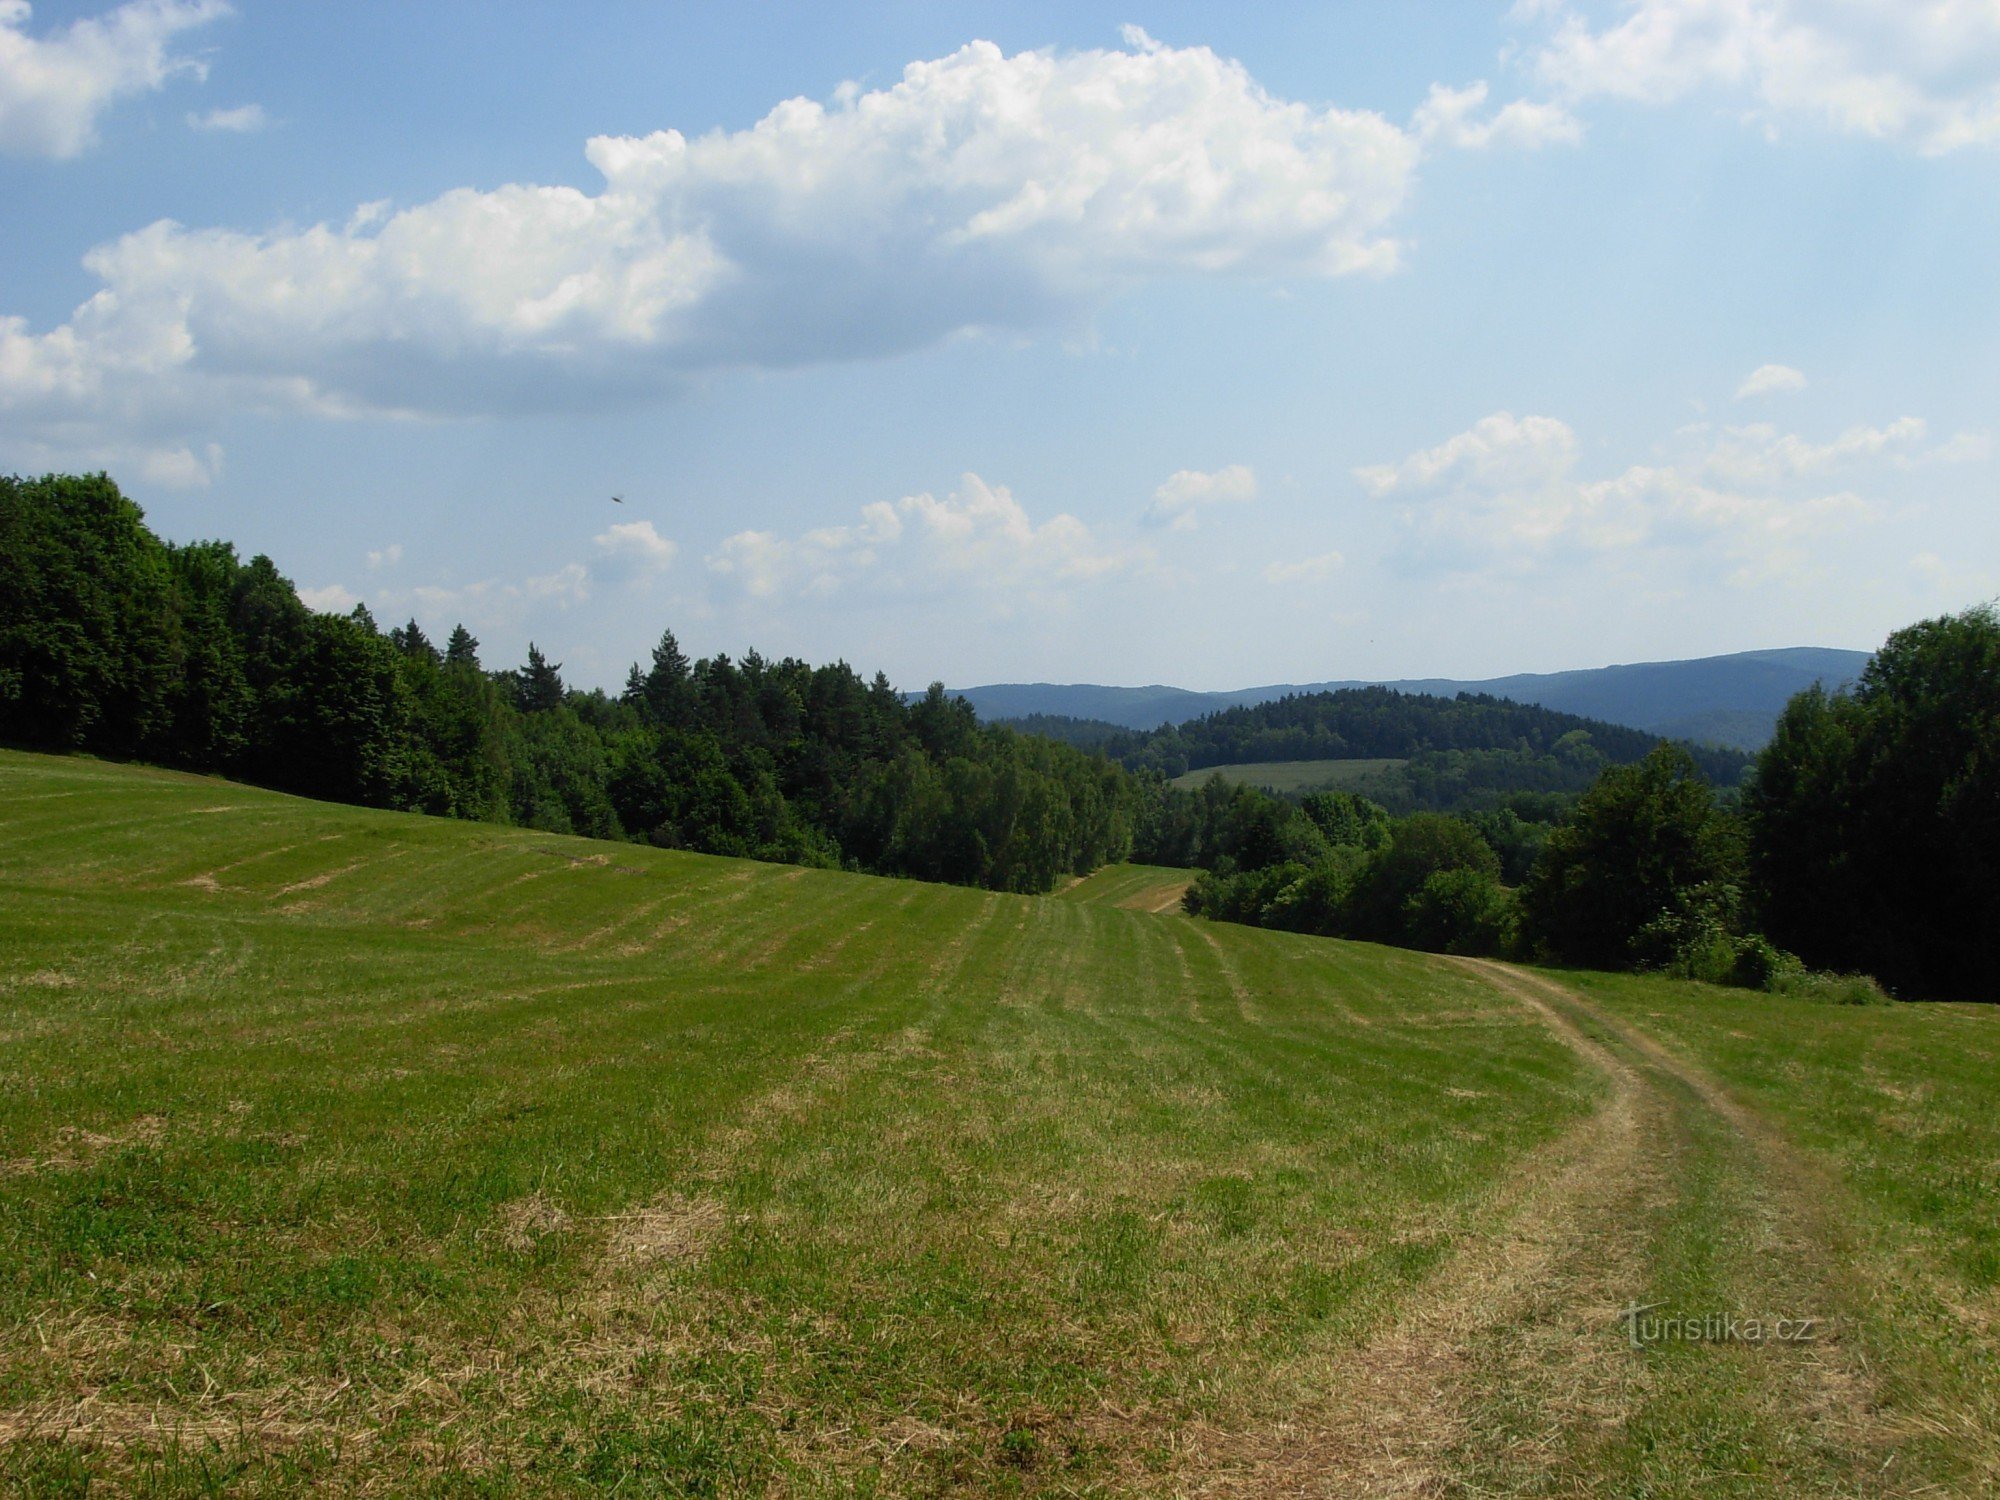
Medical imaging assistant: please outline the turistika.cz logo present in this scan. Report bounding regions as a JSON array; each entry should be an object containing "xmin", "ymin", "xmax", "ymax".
[{"xmin": 1615, "ymin": 1303, "xmax": 1822, "ymax": 1350}]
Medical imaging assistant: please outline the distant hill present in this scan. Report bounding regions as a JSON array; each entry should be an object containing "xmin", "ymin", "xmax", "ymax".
[
  {"xmin": 1084, "ymin": 686, "xmax": 1753, "ymax": 808},
  {"xmin": 956, "ymin": 647, "xmax": 1869, "ymax": 749}
]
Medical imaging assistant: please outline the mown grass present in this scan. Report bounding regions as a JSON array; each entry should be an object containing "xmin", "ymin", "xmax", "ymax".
[
  {"xmin": 0, "ymin": 750, "xmax": 1590, "ymax": 1495},
  {"xmin": 1559, "ymin": 970, "xmax": 2000, "ymax": 1489},
  {"xmin": 1056, "ymin": 864, "xmax": 1191, "ymax": 913},
  {"xmin": 1167, "ymin": 758, "xmax": 1408, "ymax": 794}
]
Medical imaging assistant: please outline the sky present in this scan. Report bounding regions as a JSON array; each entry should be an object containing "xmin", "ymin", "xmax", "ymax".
[{"xmin": 2, "ymin": 1, "xmax": 1997, "ymax": 692}]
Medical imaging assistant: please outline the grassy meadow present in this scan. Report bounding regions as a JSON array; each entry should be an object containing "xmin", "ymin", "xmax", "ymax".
[
  {"xmin": 1, "ymin": 748, "xmax": 1996, "ymax": 1496},
  {"xmin": 0, "ymin": 750, "xmax": 1587, "ymax": 1495},
  {"xmin": 1166, "ymin": 758, "xmax": 1408, "ymax": 795}
]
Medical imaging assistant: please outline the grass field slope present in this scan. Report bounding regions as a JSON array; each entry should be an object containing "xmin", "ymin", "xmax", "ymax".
[
  {"xmin": 1, "ymin": 749, "xmax": 1996, "ymax": 1496},
  {"xmin": 1166, "ymin": 758, "xmax": 1408, "ymax": 795}
]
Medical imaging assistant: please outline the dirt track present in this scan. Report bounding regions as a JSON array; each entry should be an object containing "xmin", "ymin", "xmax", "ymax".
[{"xmin": 1196, "ymin": 957, "xmax": 1897, "ymax": 1498}]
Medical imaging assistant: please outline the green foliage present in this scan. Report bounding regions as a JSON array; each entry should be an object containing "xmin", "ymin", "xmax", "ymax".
[
  {"xmin": 1520, "ymin": 745, "xmax": 1745, "ymax": 970},
  {"xmin": 1400, "ymin": 867, "xmax": 1518, "ymax": 957},
  {"xmin": 1098, "ymin": 684, "xmax": 1752, "ymax": 804},
  {"xmin": 0, "ymin": 472, "xmax": 176, "ymax": 755},
  {"xmin": 1745, "ymin": 604, "xmax": 2000, "ymax": 1000},
  {"xmin": 1184, "ymin": 805, "xmax": 1518, "ymax": 958},
  {"xmin": 0, "ymin": 473, "xmax": 1147, "ymax": 898}
]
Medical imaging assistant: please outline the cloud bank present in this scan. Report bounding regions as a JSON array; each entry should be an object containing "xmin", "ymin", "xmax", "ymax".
[
  {"xmin": 707, "ymin": 474, "xmax": 1144, "ymax": 605},
  {"xmin": 0, "ymin": 0, "xmax": 228, "ymax": 159},
  {"xmin": 1358, "ymin": 405, "xmax": 1983, "ymax": 582},
  {"xmin": 1, "ymin": 28, "xmax": 1572, "ymax": 470},
  {"xmin": 1144, "ymin": 464, "xmax": 1258, "ymax": 531},
  {"xmin": 1525, "ymin": 0, "xmax": 2000, "ymax": 154}
]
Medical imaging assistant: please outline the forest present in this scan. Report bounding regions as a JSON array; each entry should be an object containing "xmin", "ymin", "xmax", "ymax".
[
  {"xmin": 1180, "ymin": 606, "xmax": 1999, "ymax": 1002},
  {"xmin": 0, "ymin": 474, "xmax": 1141, "ymax": 893},
  {"xmin": 1081, "ymin": 688, "xmax": 1752, "ymax": 802},
  {"xmin": 5, "ymin": 472, "xmax": 1992, "ymax": 999}
]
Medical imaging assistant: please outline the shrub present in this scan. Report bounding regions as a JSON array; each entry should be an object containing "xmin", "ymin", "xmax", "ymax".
[
  {"xmin": 1399, "ymin": 868, "xmax": 1518, "ymax": 957},
  {"xmin": 1769, "ymin": 968, "xmax": 1892, "ymax": 1006}
]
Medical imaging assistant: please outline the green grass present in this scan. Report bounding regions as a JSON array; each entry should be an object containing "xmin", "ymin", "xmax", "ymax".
[
  {"xmin": 0, "ymin": 751, "xmax": 1588, "ymax": 1495},
  {"xmin": 1556, "ymin": 970, "xmax": 2000, "ymax": 1485},
  {"xmin": 6, "ymin": 749, "xmax": 1996, "ymax": 1496},
  {"xmin": 1167, "ymin": 757, "xmax": 1407, "ymax": 794},
  {"xmin": 1056, "ymin": 864, "xmax": 1191, "ymax": 913}
]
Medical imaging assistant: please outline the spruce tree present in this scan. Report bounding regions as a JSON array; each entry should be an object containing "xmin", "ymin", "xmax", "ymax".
[
  {"xmin": 515, "ymin": 643, "xmax": 565, "ymax": 715},
  {"xmin": 443, "ymin": 625, "xmax": 481, "ymax": 672}
]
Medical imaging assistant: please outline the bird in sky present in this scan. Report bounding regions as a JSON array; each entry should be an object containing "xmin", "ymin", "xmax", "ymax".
[{"xmin": 611, "ymin": 494, "xmax": 624, "ymax": 504}]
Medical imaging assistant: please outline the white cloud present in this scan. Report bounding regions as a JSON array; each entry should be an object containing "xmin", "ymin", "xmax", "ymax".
[
  {"xmin": 1922, "ymin": 430, "xmax": 1993, "ymax": 465},
  {"xmin": 296, "ymin": 583, "xmax": 357, "ymax": 614},
  {"xmin": 0, "ymin": 0, "xmax": 230, "ymax": 159},
  {"xmin": 366, "ymin": 543, "xmax": 402, "ymax": 570},
  {"xmin": 1412, "ymin": 80, "xmax": 1583, "ymax": 149},
  {"xmin": 1, "ymin": 29, "xmax": 1501, "ymax": 464},
  {"xmin": 1736, "ymin": 362, "xmax": 1806, "ymax": 397},
  {"xmin": 1910, "ymin": 550, "xmax": 1998, "ymax": 602},
  {"xmin": 1525, "ymin": 1, "xmax": 2000, "ymax": 154},
  {"xmin": 1358, "ymin": 406, "xmax": 1930, "ymax": 581},
  {"xmin": 1263, "ymin": 550, "xmax": 1345, "ymax": 585},
  {"xmin": 137, "ymin": 439, "xmax": 220, "ymax": 487},
  {"xmin": 2, "ymin": 431, "xmax": 222, "ymax": 488},
  {"xmin": 708, "ymin": 473, "xmax": 1144, "ymax": 603},
  {"xmin": 591, "ymin": 518, "xmax": 677, "ymax": 581},
  {"xmin": 186, "ymin": 101, "xmax": 263, "ymax": 133},
  {"xmin": 1143, "ymin": 464, "xmax": 1258, "ymax": 531},
  {"xmin": 405, "ymin": 563, "xmax": 591, "ymax": 622}
]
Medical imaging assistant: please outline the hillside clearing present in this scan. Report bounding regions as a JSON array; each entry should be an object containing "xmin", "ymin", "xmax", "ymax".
[
  {"xmin": 1, "ymin": 750, "xmax": 1994, "ymax": 1495},
  {"xmin": 1169, "ymin": 759, "xmax": 1408, "ymax": 794}
]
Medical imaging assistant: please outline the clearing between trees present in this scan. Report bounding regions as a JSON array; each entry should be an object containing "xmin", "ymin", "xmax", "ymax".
[{"xmin": 0, "ymin": 749, "xmax": 1993, "ymax": 1496}]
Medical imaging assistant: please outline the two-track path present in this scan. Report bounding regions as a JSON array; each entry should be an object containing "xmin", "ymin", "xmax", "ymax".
[{"xmin": 1195, "ymin": 957, "xmax": 1898, "ymax": 1499}]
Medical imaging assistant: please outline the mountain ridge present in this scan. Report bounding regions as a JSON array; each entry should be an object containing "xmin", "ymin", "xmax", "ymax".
[{"xmin": 949, "ymin": 646, "xmax": 1871, "ymax": 749}]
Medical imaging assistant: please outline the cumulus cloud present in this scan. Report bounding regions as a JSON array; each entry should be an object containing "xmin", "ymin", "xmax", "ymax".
[
  {"xmin": 312, "ymin": 526, "xmax": 685, "ymax": 634},
  {"xmin": 1700, "ymin": 415, "xmax": 1933, "ymax": 484},
  {"xmin": 295, "ymin": 582, "xmax": 357, "ymax": 614},
  {"xmin": 0, "ymin": 29, "xmax": 1581, "ymax": 470},
  {"xmin": 1143, "ymin": 464, "xmax": 1257, "ymax": 531},
  {"xmin": 2, "ymin": 431, "xmax": 222, "ymax": 488},
  {"xmin": 404, "ymin": 563, "xmax": 592, "ymax": 622},
  {"xmin": 1356, "ymin": 405, "xmax": 1957, "ymax": 581},
  {"xmin": 0, "ymin": 0, "xmax": 230, "ymax": 159},
  {"xmin": 1923, "ymin": 430, "xmax": 1993, "ymax": 465},
  {"xmin": 1736, "ymin": 362, "xmax": 1806, "ymax": 397},
  {"xmin": 1263, "ymin": 550, "xmax": 1345, "ymax": 585},
  {"xmin": 186, "ymin": 101, "xmax": 263, "ymax": 133},
  {"xmin": 1524, "ymin": 0, "xmax": 2000, "ymax": 154},
  {"xmin": 707, "ymin": 473, "xmax": 1144, "ymax": 603},
  {"xmin": 1412, "ymin": 80, "xmax": 1582, "ymax": 149},
  {"xmin": 591, "ymin": 518, "xmax": 678, "ymax": 582}
]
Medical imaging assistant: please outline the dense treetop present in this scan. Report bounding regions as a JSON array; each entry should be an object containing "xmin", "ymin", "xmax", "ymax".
[
  {"xmin": 1095, "ymin": 686, "xmax": 1750, "ymax": 787},
  {"xmin": 0, "ymin": 473, "xmax": 1140, "ymax": 894}
]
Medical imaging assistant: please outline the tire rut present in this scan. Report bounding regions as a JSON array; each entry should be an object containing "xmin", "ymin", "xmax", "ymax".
[{"xmin": 1191, "ymin": 955, "xmax": 1892, "ymax": 1497}]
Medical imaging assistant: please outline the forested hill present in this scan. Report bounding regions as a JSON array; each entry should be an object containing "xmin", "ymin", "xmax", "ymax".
[
  {"xmin": 948, "ymin": 646, "xmax": 1870, "ymax": 749},
  {"xmin": 1097, "ymin": 687, "xmax": 1753, "ymax": 787},
  {"xmin": 0, "ymin": 473, "xmax": 1140, "ymax": 894}
]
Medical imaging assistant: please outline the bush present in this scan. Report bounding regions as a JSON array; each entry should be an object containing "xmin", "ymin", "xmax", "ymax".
[
  {"xmin": 1399, "ymin": 868, "xmax": 1518, "ymax": 957},
  {"xmin": 1768, "ymin": 968, "xmax": 1892, "ymax": 1006}
]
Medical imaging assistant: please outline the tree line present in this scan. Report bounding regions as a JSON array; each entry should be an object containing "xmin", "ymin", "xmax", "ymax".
[
  {"xmin": 1181, "ymin": 605, "xmax": 2000, "ymax": 1002},
  {"xmin": 0, "ymin": 474, "xmax": 1142, "ymax": 893},
  {"xmin": 11, "ymin": 472, "xmax": 1985, "ymax": 998},
  {"xmin": 1091, "ymin": 686, "xmax": 1751, "ymax": 786}
]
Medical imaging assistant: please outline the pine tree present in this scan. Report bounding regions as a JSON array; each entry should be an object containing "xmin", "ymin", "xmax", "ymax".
[
  {"xmin": 640, "ymin": 628, "xmax": 694, "ymax": 726},
  {"xmin": 391, "ymin": 618, "xmax": 439, "ymax": 663},
  {"xmin": 443, "ymin": 625, "xmax": 481, "ymax": 672},
  {"xmin": 515, "ymin": 643, "xmax": 565, "ymax": 715}
]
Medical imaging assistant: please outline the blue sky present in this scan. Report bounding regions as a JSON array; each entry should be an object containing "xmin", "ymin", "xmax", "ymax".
[{"xmin": 3, "ymin": 1, "xmax": 1996, "ymax": 691}]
